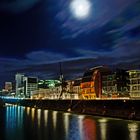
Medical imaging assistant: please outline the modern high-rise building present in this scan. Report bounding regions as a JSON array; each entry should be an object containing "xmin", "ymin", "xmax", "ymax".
[
  {"xmin": 15, "ymin": 73, "xmax": 38, "ymax": 98},
  {"xmin": 15, "ymin": 73, "xmax": 25, "ymax": 97}
]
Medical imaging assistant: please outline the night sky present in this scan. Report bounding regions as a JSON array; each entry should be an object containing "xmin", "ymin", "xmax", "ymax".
[{"xmin": 0, "ymin": 0, "xmax": 140, "ymax": 88}]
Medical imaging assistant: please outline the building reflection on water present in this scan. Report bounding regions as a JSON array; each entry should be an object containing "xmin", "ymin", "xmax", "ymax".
[
  {"xmin": 52, "ymin": 111, "xmax": 58, "ymax": 130},
  {"xmin": 37, "ymin": 109, "xmax": 41, "ymax": 127},
  {"xmin": 63, "ymin": 112, "xmax": 71, "ymax": 139},
  {"xmin": 67, "ymin": 115, "xmax": 84, "ymax": 140},
  {"xmin": 6, "ymin": 105, "xmax": 24, "ymax": 140},
  {"xmin": 128, "ymin": 122, "xmax": 139, "ymax": 140},
  {"xmin": 98, "ymin": 118, "xmax": 108, "ymax": 140},
  {"xmin": 3, "ymin": 105, "xmax": 140, "ymax": 140},
  {"xmin": 44, "ymin": 110, "xmax": 48, "ymax": 127},
  {"xmin": 82, "ymin": 117, "xmax": 96, "ymax": 140}
]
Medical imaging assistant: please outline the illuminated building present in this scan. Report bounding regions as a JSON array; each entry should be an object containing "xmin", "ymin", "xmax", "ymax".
[
  {"xmin": 115, "ymin": 69, "xmax": 129, "ymax": 96},
  {"xmin": 66, "ymin": 79, "xmax": 82, "ymax": 99},
  {"xmin": 102, "ymin": 69, "xmax": 129, "ymax": 97},
  {"xmin": 15, "ymin": 73, "xmax": 25, "ymax": 97},
  {"xmin": 5, "ymin": 82, "xmax": 12, "ymax": 91},
  {"xmin": 33, "ymin": 79, "xmax": 82, "ymax": 99},
  {"xmin": 66, "ymin": 80, "xmax": 74, "ymax": 93},
  {"xmin": 38, "ymin": 79, "xmax": 61, "ymax": 96},
  {"xmin": 15, "ymin": 73, "xmax": 38, "ymax": 98},
  {"xmin": 128, "ymin": 70, "xmax": 140, "ymax": 97},
  {"xmin": 23, "ymin": 77, "xmax": 38, "ymax": 98},
  {"xmin": 73, "ymin": 78, "xmax": 82, "ymax": 94},
  {"xmin": 102, "ymin": 74, "xmax": 117, "ymax": 97},
  {"xmin": 80, "ymin": 66, "xmax": 110, "ymax": 99},
  {"xmin": 32, "ymin": 80, "xmax": 61, "ymax": 99},
  {"xmin": 32, "ymin": 89, "xmax": 51, "ymax": 99},
  {"xmin": 38, "ymin": 80, "xmax": 61, "ymax": 89}
]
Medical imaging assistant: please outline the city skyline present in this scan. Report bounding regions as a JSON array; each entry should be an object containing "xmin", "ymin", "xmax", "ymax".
[{"xmin": 0, "ymin": 0, "xmax": 140, "ymax": 88}]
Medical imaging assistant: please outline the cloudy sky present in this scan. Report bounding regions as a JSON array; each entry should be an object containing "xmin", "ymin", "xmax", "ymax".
[{"xmin": 0, "ymin": 0, "xmax": 140, "ymax": 88}]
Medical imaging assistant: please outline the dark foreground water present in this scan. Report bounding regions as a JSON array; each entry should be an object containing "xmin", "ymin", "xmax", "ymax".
[{"xmin": 0, "ymin": 105, "xmax": 140, "ymax": 140}]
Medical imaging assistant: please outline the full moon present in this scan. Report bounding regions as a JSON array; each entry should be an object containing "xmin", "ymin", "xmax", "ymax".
[{"xmin": 70, "ymin": 0, "xmax": 91, "ymax": 19}]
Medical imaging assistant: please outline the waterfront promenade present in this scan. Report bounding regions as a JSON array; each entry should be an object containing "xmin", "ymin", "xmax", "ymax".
[{"xmin": 1, "ymin": 97, "xmax": 140, "ymax": 120}]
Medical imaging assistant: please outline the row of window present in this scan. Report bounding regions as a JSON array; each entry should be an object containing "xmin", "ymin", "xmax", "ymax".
[
  {"xmin": 130, "ymin": 86, "xmax": 140, "ymax": 91},
  {"xmin": 102, "ymin": 81, "xmax": 116, "ymax": 86},
  {"xmin": 102, "ymin": 87, "xmax": 117, "ymax": 92},
  {"xmin": 130, "ymin": 93, "xmax": 140, "ymax": 97},
  {"xmin": 130, "ymin": 73, "xmax": 140, "ymax": 78},
  {"xmin": 102, "ymin": 75, "xmax": 115, "ymax": 81},
  {"xmin": 130, "ymin": 79, "xmax": 140, "ymax": 84}
]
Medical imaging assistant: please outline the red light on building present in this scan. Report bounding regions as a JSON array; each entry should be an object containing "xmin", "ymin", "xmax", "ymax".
[{"xmin": 80, "ymin": 66, "xmax": 111, "ymax": 99}]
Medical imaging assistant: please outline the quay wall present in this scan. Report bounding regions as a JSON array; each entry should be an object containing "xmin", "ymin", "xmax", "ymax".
[{"xmin": 2, "ymin": 98, "xmax": 140, "ymax": 120}]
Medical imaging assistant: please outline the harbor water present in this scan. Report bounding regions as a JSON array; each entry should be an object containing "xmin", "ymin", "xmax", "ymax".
[{"xmin": 0, "ymin": 105, "xmax": 140, "ymax": 140}]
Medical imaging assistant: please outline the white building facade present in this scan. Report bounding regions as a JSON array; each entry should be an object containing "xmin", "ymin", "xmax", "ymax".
[
  {"xmin": 128, "ymin": 70, "xmax": 140, "ymax": 98},
  {"xmin": 15, "ymin": 74, "xmax": 38, "ymax": 98}
]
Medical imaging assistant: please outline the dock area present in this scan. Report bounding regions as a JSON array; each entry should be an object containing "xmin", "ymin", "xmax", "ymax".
[{"xmin": 1, "ymin": 97, "xmax": 140, "ymax": 120}]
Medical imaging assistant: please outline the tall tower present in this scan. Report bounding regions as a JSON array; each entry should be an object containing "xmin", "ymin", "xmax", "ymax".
[{"xmin": 15, "ymin": 73, "xmax": 24, "ymax": 97}]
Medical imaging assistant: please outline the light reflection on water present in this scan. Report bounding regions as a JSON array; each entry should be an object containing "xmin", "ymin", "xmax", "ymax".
[
  {"xmin": 82, "ymin": 117, "xmax": 96, "ymax": 140},
  {"xmin": 2, "ymin": 105, "xmax": 140, "ymax": 140},
  {"xmin": 63, "ymin": 112, "xmax": 71, "ymax": 139},
  {"xmin": 44, "ymin": 110, "xmax": 48, "ymax": 127},
  {"xmin": 31, "ymin": 107, "xmax": 35, "ymax": 122},
  {"xmin": 67, "ymin": 115, "xmax": 84, "ymax": 140},
  {"xmin": 52, "ymin": 111, "xmax": 58, "ymax": 130},
  {"xmin": 6, "ymin": 105, "xmax": 24, "ymax": 140},
  {"xmin": 37, "ymin": 109, "xmax": 41, "ymax": 127},
  {"xmin": 128, "ymin": 122, "xmax": 139, "ymax": 140},
  {"xmin": 98, "ymin": 118, "xmax": 108, "ymax": 140}
]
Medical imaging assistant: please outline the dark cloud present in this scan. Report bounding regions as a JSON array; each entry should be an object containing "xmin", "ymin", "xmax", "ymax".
[
  {"xmin": 0, "ymin": 0, "xmax": 140, "ymax": 88},
  {"xmin": 0, "ymin": 0, "xmax": 40, "ymax": 13}
]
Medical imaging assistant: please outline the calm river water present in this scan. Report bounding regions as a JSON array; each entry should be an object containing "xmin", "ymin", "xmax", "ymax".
[{"xmin": 0, "ymin": 105, "xmax": 140, "ymax": 140}]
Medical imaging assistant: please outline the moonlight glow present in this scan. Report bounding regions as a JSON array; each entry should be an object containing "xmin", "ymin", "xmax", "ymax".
[{"xmin": 70, "ymin": 0, "xmax": 91, "ymax": 19}]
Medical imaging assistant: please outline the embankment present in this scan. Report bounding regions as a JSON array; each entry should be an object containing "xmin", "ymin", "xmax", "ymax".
[
  {"xmin": 0, "ymin": 98, "xmax": 5, "ymax": 107},
  {"xmin": 2, "ymin": 98, "xmax": 140, "ymax": 120}
]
